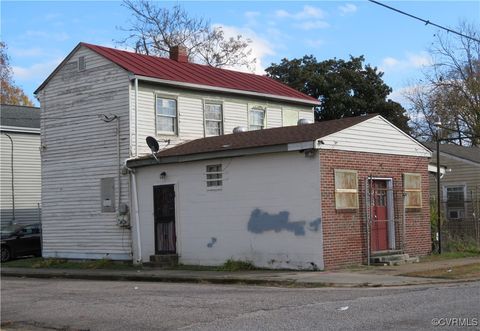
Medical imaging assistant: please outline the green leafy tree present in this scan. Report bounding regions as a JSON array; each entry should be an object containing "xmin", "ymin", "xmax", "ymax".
[
  {"xmin": 265, "ymin": 55, "xmax": 410, "ymax": 133},
  {"xmin": 0, "ymin": 42, "xmax": 34, "ymax": 106}
]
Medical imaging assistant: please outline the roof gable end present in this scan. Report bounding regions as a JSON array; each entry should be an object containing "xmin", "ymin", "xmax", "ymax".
[{"xmin": 318, "ymin": 115, "xmax": 431, "ymax": 157}]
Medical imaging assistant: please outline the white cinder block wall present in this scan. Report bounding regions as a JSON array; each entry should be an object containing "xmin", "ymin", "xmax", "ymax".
[{"xmin": 133, "ymin": 151, "xmax": 324, "ymax": 270}]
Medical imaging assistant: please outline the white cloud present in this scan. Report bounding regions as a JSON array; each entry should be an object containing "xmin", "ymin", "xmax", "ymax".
[
  {"xmin": 9, "ymin": 47, "xmax": 46, "ymax": 57},
  {"xmin": 12, "ymin": 57, "xmax": 63, "ymax": 82},
  {"xmin": 338, "ymin": 4, "xmax": 357, "ymax": 15},
  {"xmin": 294, "ymin": 21, "xmax": 330, "ymax": 30},
  {"xmin": 213, "ymin": 24, "xmax": 275, "ymax": 75},
  {"xmin": 275, "ymin": 5, "xmax": 326, "ymax": 20},
  {"xmin": 380, "ymin": 52, "xmax": 432, "ymax": 73},
  {"xmin": 24, "ymin": 30, "xmax": 70, "ymax": 42}
]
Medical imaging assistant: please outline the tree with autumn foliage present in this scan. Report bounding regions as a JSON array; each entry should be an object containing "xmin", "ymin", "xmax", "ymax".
[{"xmin": 1, "ymin": 42, "xmax": 34, "ymax": 106}]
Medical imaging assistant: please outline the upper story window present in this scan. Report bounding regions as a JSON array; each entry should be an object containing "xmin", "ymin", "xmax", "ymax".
[
  {"xmin": 156, "ymin": 96, "xmax": 177, "ymax": 135},
  {"xmin": 249, "ymin": 106, "xmax": 266, "ymax": 131},
  {"xmin": 204, "ymin": 102, "xmax": 223, "ymax": 137}
]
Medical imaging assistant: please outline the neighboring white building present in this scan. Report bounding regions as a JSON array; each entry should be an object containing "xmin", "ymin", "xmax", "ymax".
[
  {"xmin": 0, "ymin": 104, "xmax": 41, "ymax": 226},
  {"xmin": 34, "ymin": 42, "xmax": 319, "ymax": 261}
]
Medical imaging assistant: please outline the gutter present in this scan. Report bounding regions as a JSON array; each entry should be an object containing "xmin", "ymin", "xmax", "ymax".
[
  {"xmin": 133, "ymin": 75, "xmax": 320, "ymax": 107},
  {"xmin": 0, "ymin": 126, "xmax": 40, "ymax": 134},
  {"xmin": 127, "ymin": 141, "xmax": 316, "ymax": 168}
]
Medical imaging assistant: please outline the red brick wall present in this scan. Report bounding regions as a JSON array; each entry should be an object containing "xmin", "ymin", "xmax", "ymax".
[{"xmin": 320, "ymin": 150, "xmax": 431, "ymax": 269}]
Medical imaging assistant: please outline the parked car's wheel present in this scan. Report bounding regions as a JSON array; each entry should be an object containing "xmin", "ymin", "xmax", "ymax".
[{"xmin": 1, "ymin": 245, "xmax": 11, "ymax": 262}]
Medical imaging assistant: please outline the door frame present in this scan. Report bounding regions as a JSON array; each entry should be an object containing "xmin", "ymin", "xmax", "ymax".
[
  {"xmin": 369, "ymin": 177, "xmax": 396, "ymax": 251},
  {"xmin": 153, "ymin": 183, "xmax": 178, "ymax": 255}
]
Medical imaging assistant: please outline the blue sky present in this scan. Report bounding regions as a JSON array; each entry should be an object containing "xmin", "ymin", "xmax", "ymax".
[{"xmin": 2, "ymin": 1, "xmax": 479, "ymax": 107}]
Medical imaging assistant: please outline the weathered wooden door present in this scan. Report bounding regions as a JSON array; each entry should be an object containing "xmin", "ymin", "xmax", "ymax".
[
  {"xmin": 371, "ymin": 180, "xmax": 389, "ymax": 252},
  {"xmin": 153, "ymin": 185, "xmax": 176, "ymax": 254}
]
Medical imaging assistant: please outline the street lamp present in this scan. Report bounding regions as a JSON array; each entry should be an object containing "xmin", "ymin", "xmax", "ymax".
[{"xmin": 434, "ymin": 121, "xmax": 442, "ymax": 254}]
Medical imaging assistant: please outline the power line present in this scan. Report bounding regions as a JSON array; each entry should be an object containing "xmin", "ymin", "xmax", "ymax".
[{"xmin": 368, "ymin": 0, "xmax": 480, "ymax": 43}]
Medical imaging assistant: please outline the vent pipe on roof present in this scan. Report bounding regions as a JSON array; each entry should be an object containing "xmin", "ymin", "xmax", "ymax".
[
  {"xmin": 298, "ymin": 118, "xmax": 313, "ymax": 125},
  {"xmin": 170, "ymin": 45, "xmax": 189, "ymax": 63},
  {"xmin": 233, "ymin": 126, "xmax": 248, "ymax": 133}
]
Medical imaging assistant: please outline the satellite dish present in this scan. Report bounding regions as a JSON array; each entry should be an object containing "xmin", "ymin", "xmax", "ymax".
[
  {"xmin": 146, "ymin": 136, "xmax": 160, "ymax": 153},
  {"xmin": 146, "ymin": 136, "xmax": 160, "ymax": 162}
]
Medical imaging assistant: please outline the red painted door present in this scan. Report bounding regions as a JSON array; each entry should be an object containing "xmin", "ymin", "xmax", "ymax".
[{"xmin": 371, "ymin": 180, "xmax": 389, "ymax": 252}]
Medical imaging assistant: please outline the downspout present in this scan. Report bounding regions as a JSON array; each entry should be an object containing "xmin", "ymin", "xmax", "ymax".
[
  {"xmin": 117, "ymin": 117, "xmax": 121, "ymax": 212},
  {"xmin": 131, "ymin": 169, "xmax": 142, "ymax": 263},
  {"xmin": 135, "ymin": 78, "xmax": 139, "ymax": 157},
  {"xmin": 2, "ymin": 133, "xmax": 15, "ymax": 224}
]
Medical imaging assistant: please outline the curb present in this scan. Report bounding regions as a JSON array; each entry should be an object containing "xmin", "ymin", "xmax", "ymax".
[{"xmin": 2, "ymin": 269, "xmax": 478, "ymax": 288}]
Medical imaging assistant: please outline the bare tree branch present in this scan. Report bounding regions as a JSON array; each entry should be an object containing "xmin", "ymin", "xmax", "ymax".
[{"xmin": 117, "ymin": 0, "xmax": 255, "ymax": 70}]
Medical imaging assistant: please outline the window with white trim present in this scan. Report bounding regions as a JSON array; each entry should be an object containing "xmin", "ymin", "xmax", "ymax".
[
  {"xmin": 445, "ymin": 185, "xmax": 466, "ymax": 220},
  {"xmin": 156, "ymin": 96, "xmax": 177, "ymax": 134},
  {"xmin": 206, "ymin": 164, "xmax": 222, "ymax": 188},
  {"xmin": 334, "ymin": 169, "xmax": 359, "ymax": 209},
  {"xmin": 249, "ymin": 107, "xmax": 265, "ymax": 130},
  {"xmin": 404, "ymin": 173, "xmax": 422, "ymax": 208},
  {"xmin": 204, "ymin": 102, "xmax": 223, "ymax": 136}
]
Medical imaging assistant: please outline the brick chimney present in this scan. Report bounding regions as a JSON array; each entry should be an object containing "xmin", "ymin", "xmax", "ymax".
[{"xmin": 169, "ymin": 45, "xmax": 188, "ymax": 63}]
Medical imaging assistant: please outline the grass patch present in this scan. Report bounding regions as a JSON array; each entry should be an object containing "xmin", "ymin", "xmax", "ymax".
[
  {"xmin": 420, "ymin": 251, "xmax": 480, "ymax": 262},
  {"xmin": 217, "ymin": 259, "xmax": 257, "ymax": 271},
  {"xmin": 3, "ymin": 257, "xmax": 139, "ymax": 270},
  {"xmin": 402, "ymin": 263, "xmax": 480, "ymax": 279}
]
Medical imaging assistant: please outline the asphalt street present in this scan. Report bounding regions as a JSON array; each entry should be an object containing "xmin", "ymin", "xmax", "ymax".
[{"xmin": 1, "ymin": 277, "xmax": 479, "ymax": 331}]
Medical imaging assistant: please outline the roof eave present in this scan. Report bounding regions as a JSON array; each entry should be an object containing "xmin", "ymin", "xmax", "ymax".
[
  {"xmin": 127, "ymin": 140, "xmax": 316, "ymax": 168},
  {"xmin": 133, "ymin": 75, "xmax": 320, "ymax": 107}
]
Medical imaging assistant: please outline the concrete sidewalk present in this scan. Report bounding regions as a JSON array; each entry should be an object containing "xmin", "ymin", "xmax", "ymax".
[{"xmin": 2, "ymin": 257, "xmax": 479, "ymax": 287}]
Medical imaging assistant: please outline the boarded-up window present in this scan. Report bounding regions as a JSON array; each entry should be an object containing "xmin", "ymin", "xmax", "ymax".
[
  {"xmin": 404, "ymin": 173, "xmax": 422, "ymax": 208},
  {"xmin": 335, "ymin": 170, "xmax": 358, "ymax": 209},
  {"xmin": 283, "ymin": 109, "xmax": 299, "ymax": 126}
]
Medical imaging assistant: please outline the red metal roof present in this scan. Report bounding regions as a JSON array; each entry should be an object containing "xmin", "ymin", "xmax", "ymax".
[{"xmin": 81, "ymin": 43, "xmax": 319, "ymax": 105}]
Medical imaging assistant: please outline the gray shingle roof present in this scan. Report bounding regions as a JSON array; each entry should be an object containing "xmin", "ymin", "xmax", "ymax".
[
  {"xmin": 137, "ymin": 114, "xmax": 377, "ymax": 161},
  {"xmin": 424, "ymin": 142, "xmax": 480, "ymax": 164},
  {"xmin": 0, "ymin": 104, "xmax": 41, "ymax": 129}
]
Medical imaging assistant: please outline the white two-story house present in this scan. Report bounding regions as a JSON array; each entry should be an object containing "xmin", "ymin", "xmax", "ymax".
[{"xmin": 34, "ymin": 42, "xmax": 319, "ymax": 261}]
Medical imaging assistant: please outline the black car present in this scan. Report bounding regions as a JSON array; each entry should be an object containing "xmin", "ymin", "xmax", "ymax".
[{"xmin": 1, "ymin": 223, "xmax": 42, "ymax": 262}]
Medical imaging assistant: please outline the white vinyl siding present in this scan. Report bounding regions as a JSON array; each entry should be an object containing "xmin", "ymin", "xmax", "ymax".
[
  {"xmin": 0, "ymin": 132, "xmax": 41, "ymax": 225},
  {"xmin": 318, "ymin": 116, "xmax": 431, "ymax": 157},
  {"xmin": 283, "ymin": 109, "xmax": 299, "ymax": 126},
  {"xmin": 39, "ymin": 46, "xmax": 132, "ymax": 260},
  {"xmin": 267, "ymin": 107, "xmax": 282, "ymax": 128}
]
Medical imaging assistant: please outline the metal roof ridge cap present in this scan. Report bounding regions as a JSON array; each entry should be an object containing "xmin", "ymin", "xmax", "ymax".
[{"xmin": 133, "ymin": 75, "xmax": 321, "ymax": 105}]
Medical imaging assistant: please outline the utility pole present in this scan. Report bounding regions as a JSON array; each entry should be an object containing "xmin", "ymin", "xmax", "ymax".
[{"xmin": 434, "ymin": 121, "xmax": 442, "ymax": 254}]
